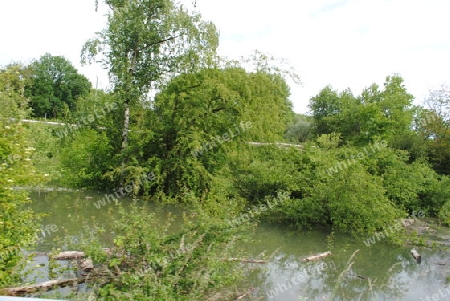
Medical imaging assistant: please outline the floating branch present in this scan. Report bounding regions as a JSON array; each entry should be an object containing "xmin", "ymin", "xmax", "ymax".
[
  {"xmin": 411, "ymin": 248, "xmax": 421, "ymax": 264},
  {"xmin": 303, "ymin": 251, "xmax": 332, "ymax": 262},
  {"xmin": 2, "ymin": 278, "xmax": 85, "ymax": 296},
  {"xmin": 32, "ymin": 248, "xmax": 112, "ymax": 260}
]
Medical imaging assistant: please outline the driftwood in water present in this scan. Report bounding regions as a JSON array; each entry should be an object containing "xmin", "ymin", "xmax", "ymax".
[
  {"xmin": 226, "ymin": 258, "xmax": 266, "ymax": 264},
  {"xmin": 1, "ymin": 251, "xmax": 109, "ymax": 296},
  {"xmin": 31, "ymin": 248, "xmax": 112, "ymax": 260},
  {"xmin": 1, "ymin": 278, "xmax": 85, "ymax": 296},
  {"xmin": 52, "ymin": 251, "xmax": 86, "ymax": 260},
  {"xmin": 411, "ymin": 248, "xmax": 421, "ymax": 263},
  {"xmin": 2, "ymin": 265, "xmax": 118, "ymax": 297},
  {"xmin": 303, "ymin": 251, "xmax": 332, "ymax": 262}
]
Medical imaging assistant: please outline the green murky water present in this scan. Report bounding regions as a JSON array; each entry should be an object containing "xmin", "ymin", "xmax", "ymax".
[{"xmin": 27, "ymin": 190, "xmax": 450, "ymax": 301}]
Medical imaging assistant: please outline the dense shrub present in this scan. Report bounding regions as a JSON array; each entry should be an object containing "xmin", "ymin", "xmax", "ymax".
[
  {"xmin": 73, "ymin": 202, "xmax": 249, "ymax": 300},
  {"xmin": 0, "ymin": 67, "xmax": 43, "ymax": 286},
  {"xmin": 60, "ymin": 129, "xmax": 113, "ymax": 189}
]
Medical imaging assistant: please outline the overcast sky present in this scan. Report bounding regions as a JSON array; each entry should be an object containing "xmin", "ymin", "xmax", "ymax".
[{"xmin": 1, "ymin": 0, "xmax": 449, "ymax": 113}]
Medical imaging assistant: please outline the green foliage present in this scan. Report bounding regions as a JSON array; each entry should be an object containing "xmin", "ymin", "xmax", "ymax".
[
  {"xmin": 316, "ymin": 133, "xmax": 342, "ymax": 149},
  {"xmin": 361, "ymin": 146, "xmax": 446, "ymax": 215},
  {"xmin": 284, "ymin": 113, "xmax": 314, "ymax": 143},
  {"xmin": 381, "ymin": 160, "xmax": 435, "ymax": 211},
  {"xmin": 309, "ymin": 85, "xmax": 344, "ymax": 135},
  {"xmin": 82, "ymin": 0, "xmax": 220, "ymax": 162},
  {"xmin": 389, "ymin": 128, "xmax": 429, "ymax": 162},
  {"xmin": 230, "ymin": 142, "xmax": 321, "ymax": 229},
  {"xmin": 25, "ymin": 122, "xmax": 62, "ymax": 183},
  {"xmin": 60, "ymin": 129, "xmax": 113, "ymax": 189},
  {"xmin": 417, "ymin": 86, "xmax": 450, "ymax": 174},
  {"xmin": 68, "ymin": 89, "xmax": 119, "ymax": 129},
  {"xmin": 309, "ymin": 75, "xmax": 415, "ymax": 146},
  {"xmin": 33, "ymin": 60, "xmax": 450, "ymax": 242},
  {"xmin": 57, "ymin": 90, "xmax": 122, "ymax": 189},
  {"xmin": 83, "ymin": 0, "xmax": 219, "ymax": 92},
  {"xmin": 422, "ymin": 176, "xmax": 450, "ymax": 217},
  {"xmin": 438, "ymin": 198, "xmax": 450, "ymax": 226},
  {"xmin": 25, "ymin": 53, "xmax": 91, "ymax": 118},
  {"xmin": 320, "ymin": 164, "xmax": 403, "ymax": 236},
  {"xmin": 76, "ymin": 202, "xmax": 248, "ymax": 300},
  {"xmin": 146, "ymin": 68, "xmax": 291, "ymax": 197},
  {"xmin": 0, "ymin": 72, "xmax": 42, "ymax": 286},
  {"xmin": 231, "ymin": 145, "xmax": 316, "ymax": 204},
  {"xmin": 0, "ymin": 64, "xmax": 32, "ymax": 119},
  {"xmin": 228, "ymin": 135, "xmax": 448, "ymax": 238}
]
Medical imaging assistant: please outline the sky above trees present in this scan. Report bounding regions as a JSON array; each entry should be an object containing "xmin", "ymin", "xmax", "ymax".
[{"xmin": 1, "ymin": 0, "xmax": 449, "ymax": 113}]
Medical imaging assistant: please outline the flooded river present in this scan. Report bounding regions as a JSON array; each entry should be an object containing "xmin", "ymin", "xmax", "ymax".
[{"xmin": 27, "ymin": 190, "xmax": 450, "ymax": 301}]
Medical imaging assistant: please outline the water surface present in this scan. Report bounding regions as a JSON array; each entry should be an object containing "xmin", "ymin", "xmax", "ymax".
[{"xmin": 26, "ymin": 190, "xmax": 450, "ymax": 301}]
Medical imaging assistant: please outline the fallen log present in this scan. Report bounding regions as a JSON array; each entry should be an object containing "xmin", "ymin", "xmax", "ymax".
[
  {"xmin": 226, "ymin": 258, "xmax": 266, "ymax": 264},
  {"xmin": 51, "ymin": 251, "xmax": 85, "ymax": 260},
  {"xmin": 303, "ymin": 251, "xmax": 332, "ymax": 262},
  {"xmin": 411, "ymin": 248, "xmax": 421, "ymax": 264},
  {"xmin": 2, "ymin": 278, "xmax": 85, "ymax": 296}
]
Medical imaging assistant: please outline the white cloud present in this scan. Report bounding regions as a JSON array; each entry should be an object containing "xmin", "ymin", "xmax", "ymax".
[
  {"xmin": 195, "ymin": 0, "xmax": 450, "ymax": 112},
  {"xmin": 1, "ymin": 0, "xmax": 449, "ymax": 113},
  {"xmin": 0, "ymin": 0, "xmax": 109, "ymax": 88}
]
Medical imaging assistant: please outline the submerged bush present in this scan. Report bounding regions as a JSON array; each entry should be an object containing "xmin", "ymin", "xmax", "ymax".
[{"xmin": 72, "ymin": 201, "xmax": 250, "ymax": 300}]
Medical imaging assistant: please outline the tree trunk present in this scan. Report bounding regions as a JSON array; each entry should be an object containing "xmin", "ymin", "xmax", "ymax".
[{"xmin": 122, "ymin": 102, "xmax": 130, "ymax": 151}]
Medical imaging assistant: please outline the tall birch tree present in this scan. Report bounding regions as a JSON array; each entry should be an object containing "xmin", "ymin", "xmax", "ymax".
[{"xmin": 82, "ymin": 0, "xmax": 218, "ymax": 164}]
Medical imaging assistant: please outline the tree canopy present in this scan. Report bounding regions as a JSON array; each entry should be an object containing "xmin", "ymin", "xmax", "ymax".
[
  {"xmin": 149, "ymin": 67, "xmax": 292, "ymax": 197},
  {"xmin": 419, "ymin": 85, "xmax": 450, "ymax": 174},
  {"xmin": 82, "ymin": 0, "xmax": 219, "ymax": 156},
  {"xmin": 24, "ymin": 53, "xmax": 91, "ymax": 118},
  {"xmin": 309, "ymin": 75, "xmax": 414, "ymax": 146}
]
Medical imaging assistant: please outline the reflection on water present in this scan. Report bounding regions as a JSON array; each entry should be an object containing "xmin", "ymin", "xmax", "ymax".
[
  {"xmin": 28, "ymin": 190, "xmax": 182, "ymax": 251},
  {"xmin": 241, "ymin": 224, "xmax": 450, "ymax": 300},
  {"xmin": 27, "ymin": 190, "xmax": 450, "ymax": 301}
]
